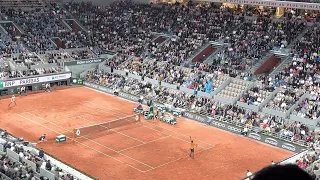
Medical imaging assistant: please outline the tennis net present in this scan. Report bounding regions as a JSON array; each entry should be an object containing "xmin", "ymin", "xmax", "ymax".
[{"xmin": 73, "ymin": 114, "xmax": 140, "ymax": 137}]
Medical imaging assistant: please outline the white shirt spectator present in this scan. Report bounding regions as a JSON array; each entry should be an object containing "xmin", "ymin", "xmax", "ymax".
[
  {"xmin": 19, "ymin": 152, "xmax": 24, "ymax": 157},
  {"xmin": 246, "ymin": 170, "xmax": 253, "ymax": 180}
]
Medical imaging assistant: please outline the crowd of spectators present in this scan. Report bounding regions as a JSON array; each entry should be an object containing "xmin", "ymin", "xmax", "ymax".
[
  {"xmin": 296, "ymin": 138, "xmax": 320, "ymax": 179},
  {"xmin": 0, "ymin": 33, "xmax": 25, "ymax": 56},
  {"xmin": 105, "ymin": 54, "xmax": 130, "ymax": 69},
  {"xmin": 239, "ymin": 84, "xmax": 273, "ymax": 106},
  {"xmin": 218, "ymin": 17, "xmax": 305, "ymax": 72},
  {"xmin": 84, "ymin": 70, "xmax": 312, "ymax": 146},
  {"xmin": 274, "ymin": 24, "xmax": 320, "ymax": 92},
  {"xmin": 39, "ymin": 48, "xmax": 96, "ymax": 64},
  {"xmin": 65, "ymin": 1, "xmax": 155, "ymax": 56},
  {"xmin": 181, "ymin": 71, "xmax": 226, "ymax": 94},
  {"xmin": 84, "ymin": 70, "xmax": 124, "ymax": 88},
  {"xmin": 65, "ymin": 1, "xmax": 245, "ymax": 62},
  {"xmin": 0, "ymin": 130, "xmax": 78, "ymax": 180},
  {"xmin": 293, "ymin": 95, "xmax": 320, "ymax": 120},
  {"xmin": 1, "ymin": 1, "xmax": 320, "ymax": 179},
  {"xmin": 1, "ymin": 3, "xmax": 87, "ymax": 52},
  {"xmin": 266, "ymin": 88, "xmax": 303, "ymax": 111}
]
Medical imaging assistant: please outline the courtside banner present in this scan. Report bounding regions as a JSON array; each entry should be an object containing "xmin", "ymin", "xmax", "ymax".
[
  {"xmin": 202, "ymin": 0, "xmax": 320, "ymax": 11},
  {"xmin": 0, "ymin": 72, "xmax": 71, "ymax": 89},
  {"xmin": 247, "ymin": 132, "xmax": 306, "ymax": 153},
  {"xmin": 183, "ymin": 112, "xmax": 242, "ymax": 134},
  {"xmin": 84, "ymin": 82, "xmax": 114, "ymax": 94},
  {"xmin": 64, "ymin": 58, "xmax": 103, "ymax": 66}
]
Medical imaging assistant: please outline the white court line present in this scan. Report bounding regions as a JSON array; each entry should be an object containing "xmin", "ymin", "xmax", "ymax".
[
  {"xmin": 144, "ymin": 146, "xmax": 214, "ymax": 172},
  {"xmin": 77, "ymin": 115, "xmax": 146, "ymax": 144},
  {"xmin": 142, "ymin": 124, "xmax": 213, "ymax": 149},
  {"xmin": 118, "ymin": 135, "xmax": 171, "ymax": 153},
  {"xmin": 25, "ymin": 112, "xmax": 155, "ymax": 170},
  {"xmin": 16, "ymin": 113, "xmax": 149, "ymax": 173},
  {"xmin": 82, "ymin": 101, "xmax": 215, "ymax": 147}
]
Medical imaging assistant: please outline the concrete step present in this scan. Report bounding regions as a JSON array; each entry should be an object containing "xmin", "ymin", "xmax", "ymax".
[
  {"xmin": 203, "ymin": 44, "xmax": 225, "ymax": 64},
  {"xmin": 251, "ymin": 53, "xmax": 274, "ymax": 74},
  {"xmin": 269, "ymin": 55, "xmax": 292, "ymax": 77}
]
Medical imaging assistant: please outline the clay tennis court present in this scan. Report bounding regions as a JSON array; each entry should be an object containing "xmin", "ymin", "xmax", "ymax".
[{"xmin": 0, "ymin": 86, "xmax": 293, "ymax": 180}]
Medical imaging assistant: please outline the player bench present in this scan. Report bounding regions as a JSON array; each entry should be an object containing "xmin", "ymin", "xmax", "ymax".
[{"xmin": 56, "ymin": 135, "xmax": 66, "ymax": 143}]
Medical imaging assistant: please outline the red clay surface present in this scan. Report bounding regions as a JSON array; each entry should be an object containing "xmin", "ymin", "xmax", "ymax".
[{"xmin": 0, "ymin": 86, "xmax": 293, "ymax": 180}]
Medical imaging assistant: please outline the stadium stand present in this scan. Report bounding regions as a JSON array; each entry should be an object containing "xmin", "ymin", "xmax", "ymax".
[
  {"xmin": 0, "ymin": 0, "xmax": 320, "ymax": 179},
  {"xmin": 0, "ymin": 129, "xmax": 81, "ymax": 180}
]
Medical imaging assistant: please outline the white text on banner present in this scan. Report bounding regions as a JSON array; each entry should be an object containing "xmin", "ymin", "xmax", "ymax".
[{"xmin": 1, "ymin": 73, "xmax": 71, "ymax": 88}]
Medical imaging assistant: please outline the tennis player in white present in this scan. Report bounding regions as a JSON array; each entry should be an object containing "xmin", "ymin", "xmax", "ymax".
[{"xmin": 8, "ymin": 95, "xmax": 16, "ymax": 107}]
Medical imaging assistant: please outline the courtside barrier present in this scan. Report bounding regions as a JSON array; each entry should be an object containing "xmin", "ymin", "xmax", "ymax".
[
  {"xmin": 197, "ymin": 91, "xmax": 213, "ymax": 98},
  {"xmin": 161, "ymin": 81, "xmax": 178, "ymax": 90},
  {"xmin": 83, "ymin": 81, "xmax": 307, "ymax": 153},
  {"xmin": 7, "ymin": 149, "xmax": 19, "ymax": 161},
  {"xmin": 128, "ymin": 73, "xmax": 142, "ymax": 81},
  {"xmin": 0, "ymin": 172, "xmax": 12, "ymax": 180},
  {"xmin": 40, "ymin": 167, "xmax": 55, "ymax": 180},
  {"xmin": 144, "ymin": 77, "xmax": 159, "ymax": 85},
  {"xmin": 0, "ymin": 144, "xmax": 4, "ymax": 152},
  {"xmin": 179, "ymin": 86, "xmax": 194, "ymax": 95},
  {"xmin": 21, "ymin": 157, "xmax": 37, "ymax": 172}
]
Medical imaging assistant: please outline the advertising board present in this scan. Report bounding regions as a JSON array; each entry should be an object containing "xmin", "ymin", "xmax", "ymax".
[{"xmin": 0, "ymin": 73, "xmax": 71, "ymax": 89}]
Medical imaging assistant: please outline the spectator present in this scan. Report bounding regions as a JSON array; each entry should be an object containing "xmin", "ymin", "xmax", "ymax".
[{"xmin": 39, "ymin": 148, "xmax": 44, "ymax": 159}]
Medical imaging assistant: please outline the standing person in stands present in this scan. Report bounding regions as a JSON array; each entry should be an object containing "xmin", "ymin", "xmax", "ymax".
[
  {"xmin": 20, "ymin": 86, "xmax": 27, "ymax": 96},
  {"xmin": 189, "ymin": 136, "xmax": 197, "ymax": 159},
  {"xmin": 8, "ymin": 95, "xmax": 16, "ymax": 107}
]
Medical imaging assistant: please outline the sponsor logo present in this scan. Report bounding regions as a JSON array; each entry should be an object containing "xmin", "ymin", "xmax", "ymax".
[
  {"xmin": 211, "ymin": 121, "xmax": 226, "ymax": 128},
  {"xmin": 194, "ymin": 115, "xmax": 206, "ymax": 122},
  {"xmin": 76, "ymin": 59, "xmax": 102, "ymax": 65},
  {"xmin": 51, "ymin": 74, "xmax": 68, "ymax": 80},
  {"xmin": 248, "ymin": 133, "xmax": 261, "ymax": 140},
  {"xmin": 20, "ymin": 77, "xmax": 40, "ymax": 85},
  {"xmin": 184, "ymin": 112, "xmax": 194, "ymax": 119},
  {"xmin": 90, "ymin": 84, "xmax": 98, "ymax": 89},
  {"xmin": 119, "ymin": 92, "xmax": 138, "ymax": 101},
  {"xmin": 98, "ymin": 86, "xmax": 113, "ymax": 94},
  {"xmin": 227, "ymin": 126, "xmax": 242, "ymax": 133},
  {"xmin": 119, "ymin": 92, "xmax": 128, "ymax": 98},
  {"xmin": 265, "ymin": 138, "xmax": 278, "ymax": 146},
  {"xmin": 281, "ymin": 143, "xmax": 296, "ymax": 152},
  {"xmin": 129, "ymin": 95, "xmax": 139, "ymax": 101},
  {"xmin": 184, "ymin": 113, "xmax": 206, "ymax": 122}
]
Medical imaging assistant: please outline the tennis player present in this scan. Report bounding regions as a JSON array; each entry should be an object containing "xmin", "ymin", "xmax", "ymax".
[
  {"xmin": 189, "ymin": 136, "xmax": 197, "ymax": 159},
  {"xmin": 8, "ymin": 95, "xmax": 16, "ymax": 107},
  {"xmin": 38, "ymin": 134, "xmax": 47, "ymax": 143}
]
